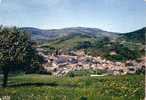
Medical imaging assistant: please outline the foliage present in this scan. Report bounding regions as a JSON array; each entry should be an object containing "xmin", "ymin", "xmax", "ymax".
[
  {"xmin": 75, "ymin": 41, "xmax": 93, "ymax": 49},
  {"xmin": 136, "ymin": 66, "xmax": 145, "ymax": 75},
  {"xmin": 113, "ymin": 44, "xmax": 141, "ymax": 60},
  {"xmin": 67, "ymin": 69, "xmax": 105, "ymax": 77},
  {"xmin": 121, "ymin": 27, "xmax": 146, "ymax": 44},
  {"xmin": 25, "ymin": 51, "xmax": 45, "ymax": 74},
  {"xmin": 104, "ymin": 54, "xmax": 127, "ymax": 62},
  {"xmin": 0, "ymin": 26, "xmax": 40, "ymax": 87},
  {"xmin": 0, "ymin": 26, "xmax": 33, "ymax": 66}
]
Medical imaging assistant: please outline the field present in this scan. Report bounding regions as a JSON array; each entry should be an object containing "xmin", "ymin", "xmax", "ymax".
[{"xmin": 0, "ymin": 74, "xmax": 144, "ymax": 100}]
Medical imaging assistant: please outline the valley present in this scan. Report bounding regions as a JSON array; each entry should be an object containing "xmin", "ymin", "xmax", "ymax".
[{"xmin": 25, "ymin": 27, "xmax": 145, "ymax": 76}]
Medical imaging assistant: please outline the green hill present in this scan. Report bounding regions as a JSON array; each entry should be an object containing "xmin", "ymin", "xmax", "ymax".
[
  {"xmin": 22, "ymin": 27, "xmax": 145, "ymax": 61},
  {"xmin": 42, "ymin": 34, "xmax": 96, "ymax": 49}
]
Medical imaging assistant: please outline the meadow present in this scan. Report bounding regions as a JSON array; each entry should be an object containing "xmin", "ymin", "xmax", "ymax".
[{"xmin": 0, "ymin": 74, "xmax": 144, "ymax": 100}]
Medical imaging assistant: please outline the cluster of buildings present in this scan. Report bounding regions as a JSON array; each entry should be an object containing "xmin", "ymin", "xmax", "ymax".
[{"xmin": 37, "ymin": 48, "xmax": 145, "ymax": 76}]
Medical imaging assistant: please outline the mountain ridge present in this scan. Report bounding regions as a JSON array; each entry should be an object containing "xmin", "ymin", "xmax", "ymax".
[
  {"xmin": 21, "ymin": 27, "xmax": 119, "ymax": 40},
  {"xmin": 20, "ymin": 27, "xmax": 145, "ymax": 45}
]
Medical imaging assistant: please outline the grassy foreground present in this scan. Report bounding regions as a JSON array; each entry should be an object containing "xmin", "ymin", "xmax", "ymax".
[{"xmin": 0, "ymin": 74, "xmax": 144, "ymax": 100}]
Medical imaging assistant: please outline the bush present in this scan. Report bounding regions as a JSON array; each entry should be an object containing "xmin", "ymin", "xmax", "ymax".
[
  {"xmin": 136, "ymin": 66, "xmax": 145, "ymax": 75},
  {"xmin": 67, "ymin": 69, "xmax": 105, "ymax": 77}
]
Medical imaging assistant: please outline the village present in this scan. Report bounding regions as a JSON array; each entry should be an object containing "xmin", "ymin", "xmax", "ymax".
[{"xmin": 37, "ymin": 48, "xmax": 145, "ymax": 76}]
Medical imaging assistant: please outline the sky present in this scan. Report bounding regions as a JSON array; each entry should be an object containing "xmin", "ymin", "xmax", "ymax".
[{"xmin": 0, "ymin": 0, "xmax": 146, "ymax": 32}]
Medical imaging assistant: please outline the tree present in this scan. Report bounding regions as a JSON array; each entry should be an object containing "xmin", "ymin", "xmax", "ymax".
[{"xmin": 0, "ymin": 26, "xmax": 33, "ymax": 87}]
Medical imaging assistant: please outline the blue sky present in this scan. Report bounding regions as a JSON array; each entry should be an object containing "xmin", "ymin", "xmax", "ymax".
[{"xmin": 0, "ymin": 0, "xmax": 146, "ymax": 32}]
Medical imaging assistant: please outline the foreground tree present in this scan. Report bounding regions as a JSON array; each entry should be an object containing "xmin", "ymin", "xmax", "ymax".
[{"xmin": 0, "ymin": 26, "xmax": 34, "ymax": 87}]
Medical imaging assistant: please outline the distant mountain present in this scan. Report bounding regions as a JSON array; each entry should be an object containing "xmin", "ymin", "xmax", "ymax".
[
  {"xmin": 21, "ymin": 27, "xmax": 119, "ymax": 40},
  {"xmin": 21, "ymin": 26, "xmax": 145, "ymax": 45}
]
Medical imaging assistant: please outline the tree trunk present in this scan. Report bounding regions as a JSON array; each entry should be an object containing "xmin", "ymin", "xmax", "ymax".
[{"xmin": 2, "ymin": 66, "xmax": 9, "ymax": 87}]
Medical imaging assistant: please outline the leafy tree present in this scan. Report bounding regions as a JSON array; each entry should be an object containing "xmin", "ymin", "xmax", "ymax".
[
  {"xmin": 136, "ymin": 65, "xmax": 145, "ymax": 75},
  {"xmin": 79, "ymin": 41, "xmax": 92, "ymax": 49},
  {"xmin": 25, "ymin": 50, "xmax": 45, "ymax": 74},
  {"xmin": 114, "ymin": 44, "xmax": 141, "ymax": 60},
  {"xmin": 104, "ymin": 54, "xmax": 127, "ymax": 62},
  {"xmin": 0, "ymin": 26, "xmax": 34, "ymax": 87}
]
